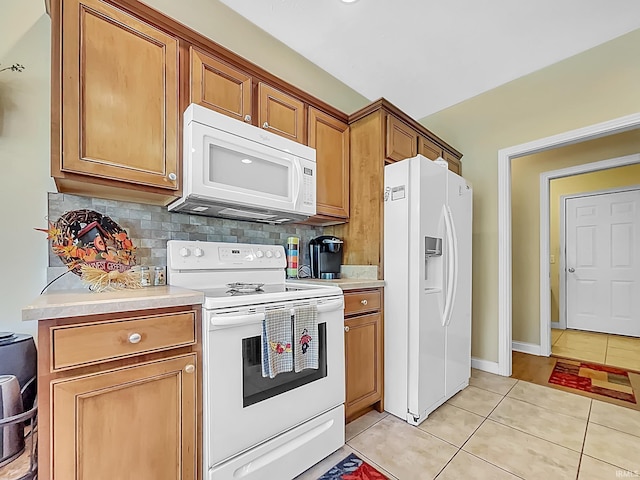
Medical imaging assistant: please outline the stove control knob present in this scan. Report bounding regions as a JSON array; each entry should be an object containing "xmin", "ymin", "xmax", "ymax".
[
  {"xmin": 194, "ymin": 247, "xmax": 204, "ymax": 258},
  {"xmin": 179, "ymin": 247, "xmax": 191, "ymax": 258},
  {"xmin": 266, "ymin": 251, "xmax": 273, "ymax": 258},
  {"xmin": 255, "ymin": 250, "xmax": 264, "ymax": 258},
  {"xmin": 274, "ymin": 250, "xmax": 282, "ymax": 258}
]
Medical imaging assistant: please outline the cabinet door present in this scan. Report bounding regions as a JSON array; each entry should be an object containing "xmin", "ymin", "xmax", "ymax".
[
  {"xmin": 190, "ymin": 46, "xmax": 253, "ymax": 123},
  {"xmin": 418, "ymin": 135, "xmax": 443, "ymax": 161},
  {"xmin": 52, "ymin": 354, "xmax": 197, "ymax": 480},
  {"xmin": 308, "ymin": 107, "xmax": 349, "ymax": 219},
  {"xmin": 345, "ymin": 312, "xmax": 383, "ymax": 419},
  {"xmin": 258, "ymin": 83, "xmax": 306, "ymax": 143},
  {"xmin": 61, "ymin": 0, "xmax": 179, "ymax": 190},
  {"xmin": 443, "ymin": 151, "xmax": 462, "ymax": 175},
  {"xmin": 386, "ymin": 115, "xmax": 417, "ymax": 162}
]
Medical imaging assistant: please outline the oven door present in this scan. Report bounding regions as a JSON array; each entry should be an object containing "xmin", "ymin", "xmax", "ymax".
[{"xmin": 205, "ymin": 296, "xmax": 344, "ymax": 467}]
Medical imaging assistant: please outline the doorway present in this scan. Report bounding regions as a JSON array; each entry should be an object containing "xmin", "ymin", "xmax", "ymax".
[{"xmin": 497, "ymin": 112, "xmax": 640, "ymax": 377}]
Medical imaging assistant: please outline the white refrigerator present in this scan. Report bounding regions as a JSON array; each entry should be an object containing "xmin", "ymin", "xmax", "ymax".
[{"xmin": 383, "ymin": 154, "xmax": 472, "ymax": 425}]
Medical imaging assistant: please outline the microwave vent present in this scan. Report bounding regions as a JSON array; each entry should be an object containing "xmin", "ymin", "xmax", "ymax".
[{"xmin": 218, "ymin": 208, "xmax": 277, "ymax": 220}]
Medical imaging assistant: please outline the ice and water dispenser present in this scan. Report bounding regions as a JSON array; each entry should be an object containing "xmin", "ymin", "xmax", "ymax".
[{"xmin": 424, "ymin": 236, "xmax": 442, "ymax": 288}]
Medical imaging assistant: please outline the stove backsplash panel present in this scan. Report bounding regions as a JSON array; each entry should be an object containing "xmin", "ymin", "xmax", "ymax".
[{"xmin": 47, "ymin": 193, "xmax": 323, "ymax": 271}]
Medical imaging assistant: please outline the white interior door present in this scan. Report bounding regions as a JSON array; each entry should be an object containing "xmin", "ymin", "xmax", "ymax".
[{"xmin": 565, "ymin": 189, "xmax": 640, "ymax": 336}]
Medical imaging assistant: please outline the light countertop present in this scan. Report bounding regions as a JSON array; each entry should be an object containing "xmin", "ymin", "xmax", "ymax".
[
  {"xmin": 22, "ymin": 286, "xmax": 204, "ymax": 321},
  {"xmin": 289, "ymin": 278, "xmax": 384, "ymax": 291}
]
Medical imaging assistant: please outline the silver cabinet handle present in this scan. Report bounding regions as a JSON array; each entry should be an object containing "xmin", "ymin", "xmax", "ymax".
[
  {"xmin": 361, "ymin": 299, "xmax": 368, "ymax": 306},
  {"xmin": 244, "ymin": 114, "xmax": 252, "ymax": 123},
  {"xmin": 262, "ymin": 122, "xmax": 269, "ymax": 129},
  {"xmin": 344, "ymin": 326, "xmax": 350, "ymax": 332},
  {"xmin": 168, "ymin": 173, "xmax": 177, "ymax": 181},
  {"xmin": 568, "ymin": 267, "xmax": 575, "ymax": 273},
  {"xmin": 185, "ymin": 364, "xmax": 195, "ymax": 374},
  {"xmin": 128, "ymin": 333, "xmax": 142, "ymax": 344}
]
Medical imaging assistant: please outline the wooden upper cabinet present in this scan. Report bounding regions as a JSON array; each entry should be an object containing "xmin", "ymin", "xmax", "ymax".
[
  {"xmin": 418, "ymin": 135, "xmax": 443, "ymax": 161},
  {"xmin": 258, "ymin": 83, "xmax": 306, "ymax": 143},
  {"xmin": 190, "ymin": 47, "xmax": 252, "ymax": 123},
  {"xmin": 59, "ymin": 0, "xmax": 180, "ymax": 191},
  {"xmin": 308, "ymin": 107, "xmax": 349, "ymax": 219},
  {"xmin": 443, "ymin": 150, "xmax": 462, "ymax": 175},
  {"xmin": 386, "ymin": 115, "xmax": 417, "ymax": 162}
]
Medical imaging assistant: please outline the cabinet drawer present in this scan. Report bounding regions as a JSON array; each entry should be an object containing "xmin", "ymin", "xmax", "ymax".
[
  {"xmin": 344, "ymin": 290, "xmax": 381, "ymax": 316},
  {"xmin": 51, "ymin": 312, "xmax": 196, "ymax": 370}
]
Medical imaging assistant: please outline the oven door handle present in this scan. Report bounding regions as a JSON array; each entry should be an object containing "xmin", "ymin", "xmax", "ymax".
[
  {"xmin": 317, "ymin": 299, "xmax": 344, "ymax": 314},
  {"xmin": 210, "ymin": 312, "xmax": 265, "ymax": 327}
]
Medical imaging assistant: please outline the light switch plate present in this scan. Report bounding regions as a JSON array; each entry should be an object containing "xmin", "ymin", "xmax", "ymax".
[{"xmin": 550, "ymin": 255, "xmax": 556, "ymax": 264}]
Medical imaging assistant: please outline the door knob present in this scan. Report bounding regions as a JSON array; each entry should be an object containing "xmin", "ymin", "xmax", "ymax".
[{"xmin": 568, "ymin": 267, "xmax": 575, "ymax": 273}]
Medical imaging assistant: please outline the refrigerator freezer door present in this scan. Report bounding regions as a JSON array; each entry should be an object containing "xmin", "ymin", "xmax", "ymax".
[
  {"xmin": 407, "ymin": 156, "xmax": 448, "ymax": 423},
  {"xmin": 444, "ymin": 172, "xmax": 473, "ymax": 398}
]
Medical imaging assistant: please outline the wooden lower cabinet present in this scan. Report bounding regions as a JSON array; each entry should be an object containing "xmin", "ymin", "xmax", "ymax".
[
  {"xmin": 38, "ymin": 306, "xmax": 201, "ymax": 480},
  {"xmin": 344, "ymin": 289, "xmax": 383, "ymax": 421},
  {"xmin": 52, "ymin": 355, "xmax": 196, "ymax": 480}
]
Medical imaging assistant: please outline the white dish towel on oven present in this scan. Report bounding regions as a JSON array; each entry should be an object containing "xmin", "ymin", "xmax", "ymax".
[
  {"xmin": 262, "ymin": 308, "xmax": 293, "ymax": 378},
  {"xmin": 293, "ymin": 305, "xmax": 318, "ymax": 373}
]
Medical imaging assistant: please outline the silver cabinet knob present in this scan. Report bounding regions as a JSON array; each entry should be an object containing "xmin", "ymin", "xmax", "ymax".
[
  {"xmin": 168, "ymin": 173, "xmax": 177, "ymax": 181},
  {"xmin": 361, "ymin": 299, "xmax": 368, "ymax": 306},
  {"xmin": 344, "ymin": 326, "xmax": 350, "ymax": 332},
  {"xmin": 128, "ymin": 333, "xmax": 142, "ymax": 344},
  {"xmin": 568, "ymin": 267, "xmax": 575, "ymax": 273},
  {"xmin": 244, "ymin": 114, "xmax": 252, "ymax": 123},
  {"xmin": 262, "ymin": 122, "xmax": 269, "ymax": 129},
  {"xmin": 185, "ymin": 364, "xmax": 195, "ymax": 374}
]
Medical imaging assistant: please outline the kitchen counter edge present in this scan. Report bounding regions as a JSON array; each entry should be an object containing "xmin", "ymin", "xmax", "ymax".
[
  {"xmin": 22, "ymin": 286, "xmax": 204, "ymax": 321},
  {"xmin": 289, "ymin": 278, "xmax": 385, "ymax": 291}
]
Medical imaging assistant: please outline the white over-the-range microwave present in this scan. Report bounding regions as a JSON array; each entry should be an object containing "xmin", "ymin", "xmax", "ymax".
[{"xmin": 168, "ymin": 103, "xmax": 317, "ymax": 224}]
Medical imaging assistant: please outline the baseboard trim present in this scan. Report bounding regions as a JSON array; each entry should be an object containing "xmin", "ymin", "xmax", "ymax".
[
  {"xmin": 551, "ymin": 322, "xmax": 562, "ymax": 330},
  {"xmin": 471, "ymin": 357, "xmax": 501, "ymax": 375},
  {"xmin": 512, "ymin": 341, "xmax": 542, "ymax": 356}
]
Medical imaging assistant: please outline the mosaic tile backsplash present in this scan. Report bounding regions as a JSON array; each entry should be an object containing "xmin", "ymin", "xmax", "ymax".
[{"xmin": 47, "ymin": 192, "xmax": 324, "ymax": 273}]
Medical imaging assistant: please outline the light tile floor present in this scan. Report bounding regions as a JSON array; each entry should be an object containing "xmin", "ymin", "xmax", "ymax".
[
  {"xmin": 552, "ymin": 328, "xmax": 640, "ymax": 371},
  {"xmin": 296, "ymin": 369, "xmax": 640, "ymax": 480}
]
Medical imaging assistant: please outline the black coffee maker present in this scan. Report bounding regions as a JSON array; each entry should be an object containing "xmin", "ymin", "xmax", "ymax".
[{"xmin": 309, "ymin": 236, "xmax": 343, "ymax": 279}]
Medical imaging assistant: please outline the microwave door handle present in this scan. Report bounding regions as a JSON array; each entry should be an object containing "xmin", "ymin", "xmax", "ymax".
[{"xmin": 292, "ymin": 159, "xmax": 302, "ymax": 206}]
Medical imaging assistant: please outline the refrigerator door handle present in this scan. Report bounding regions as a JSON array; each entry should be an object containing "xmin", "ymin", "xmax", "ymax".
[{"xmin": 442, "ymin": 205, "xmax": 459, "ymax": 327}]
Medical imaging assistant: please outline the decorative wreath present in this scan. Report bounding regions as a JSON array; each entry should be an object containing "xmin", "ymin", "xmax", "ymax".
[{"xmin": 36, "ymin": 209, "xmax": 140, "ymax": 291}]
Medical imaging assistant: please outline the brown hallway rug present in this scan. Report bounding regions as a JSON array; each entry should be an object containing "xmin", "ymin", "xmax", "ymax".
[
  {"xmin": 512, "ymin": 351, "xmax": 640, "ymax": 411},
  {"xmin": 548, "ymin": 359, "xmax": 636, "ymax": 403}
]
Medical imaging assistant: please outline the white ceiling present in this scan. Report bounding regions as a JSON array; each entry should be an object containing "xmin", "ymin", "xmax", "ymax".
[{"xmin": 217, "ymin": 0, "xmax": 640, "ymax": 119}]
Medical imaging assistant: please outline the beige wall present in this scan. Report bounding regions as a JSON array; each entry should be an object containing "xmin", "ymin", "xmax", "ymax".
[
  {"xmin": 549, "ymin": 162, "xmax": 640, "ymax": 324},
  {"xmin": 511, "ymin": 133, "xmax": 640, "ymax": 345},
  {"xmin": 421, "ymin": 28, "xmax": 640, "ymax": 363},
  {"xmin": 0, "ymin": 12, "xmax": 53, "ymax": 338},
  {"xmin": 0, "ymin": 0, "xmax": 365, "ymax": 337}
]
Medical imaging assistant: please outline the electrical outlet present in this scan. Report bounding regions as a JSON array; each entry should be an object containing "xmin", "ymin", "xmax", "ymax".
[{"xmin": 550, "ymin": 255, "xmax": 556, "ymax": 264}]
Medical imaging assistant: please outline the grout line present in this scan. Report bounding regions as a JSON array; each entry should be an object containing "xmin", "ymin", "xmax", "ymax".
[
  {"xmin": 461, "ymin": 450, "xmax": 527, "ymax": 479},
  {"xmin": 506, "ymin": 379, "xmax": 591, "ymax": 421},
  {"xmin": 346, "ymin": 445, "xmax": 399, "ymax": 480},
  {"xmin": 575, "ymin": 401, "xmax": 593, "ymax": 480},
  {"xmin": 345, "ymin": 411, "xmax": 389, "ymax": 442}
]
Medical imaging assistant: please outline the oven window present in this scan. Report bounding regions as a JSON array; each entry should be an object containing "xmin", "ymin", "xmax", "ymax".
[{"xmin": 242, "ymin": 323, "xmax": 327, "ymax": 407}]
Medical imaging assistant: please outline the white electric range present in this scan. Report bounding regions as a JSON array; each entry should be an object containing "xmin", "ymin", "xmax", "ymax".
[{"xmin": 167, "ymin": 240, "xmax": 345, "ymax": 480}]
